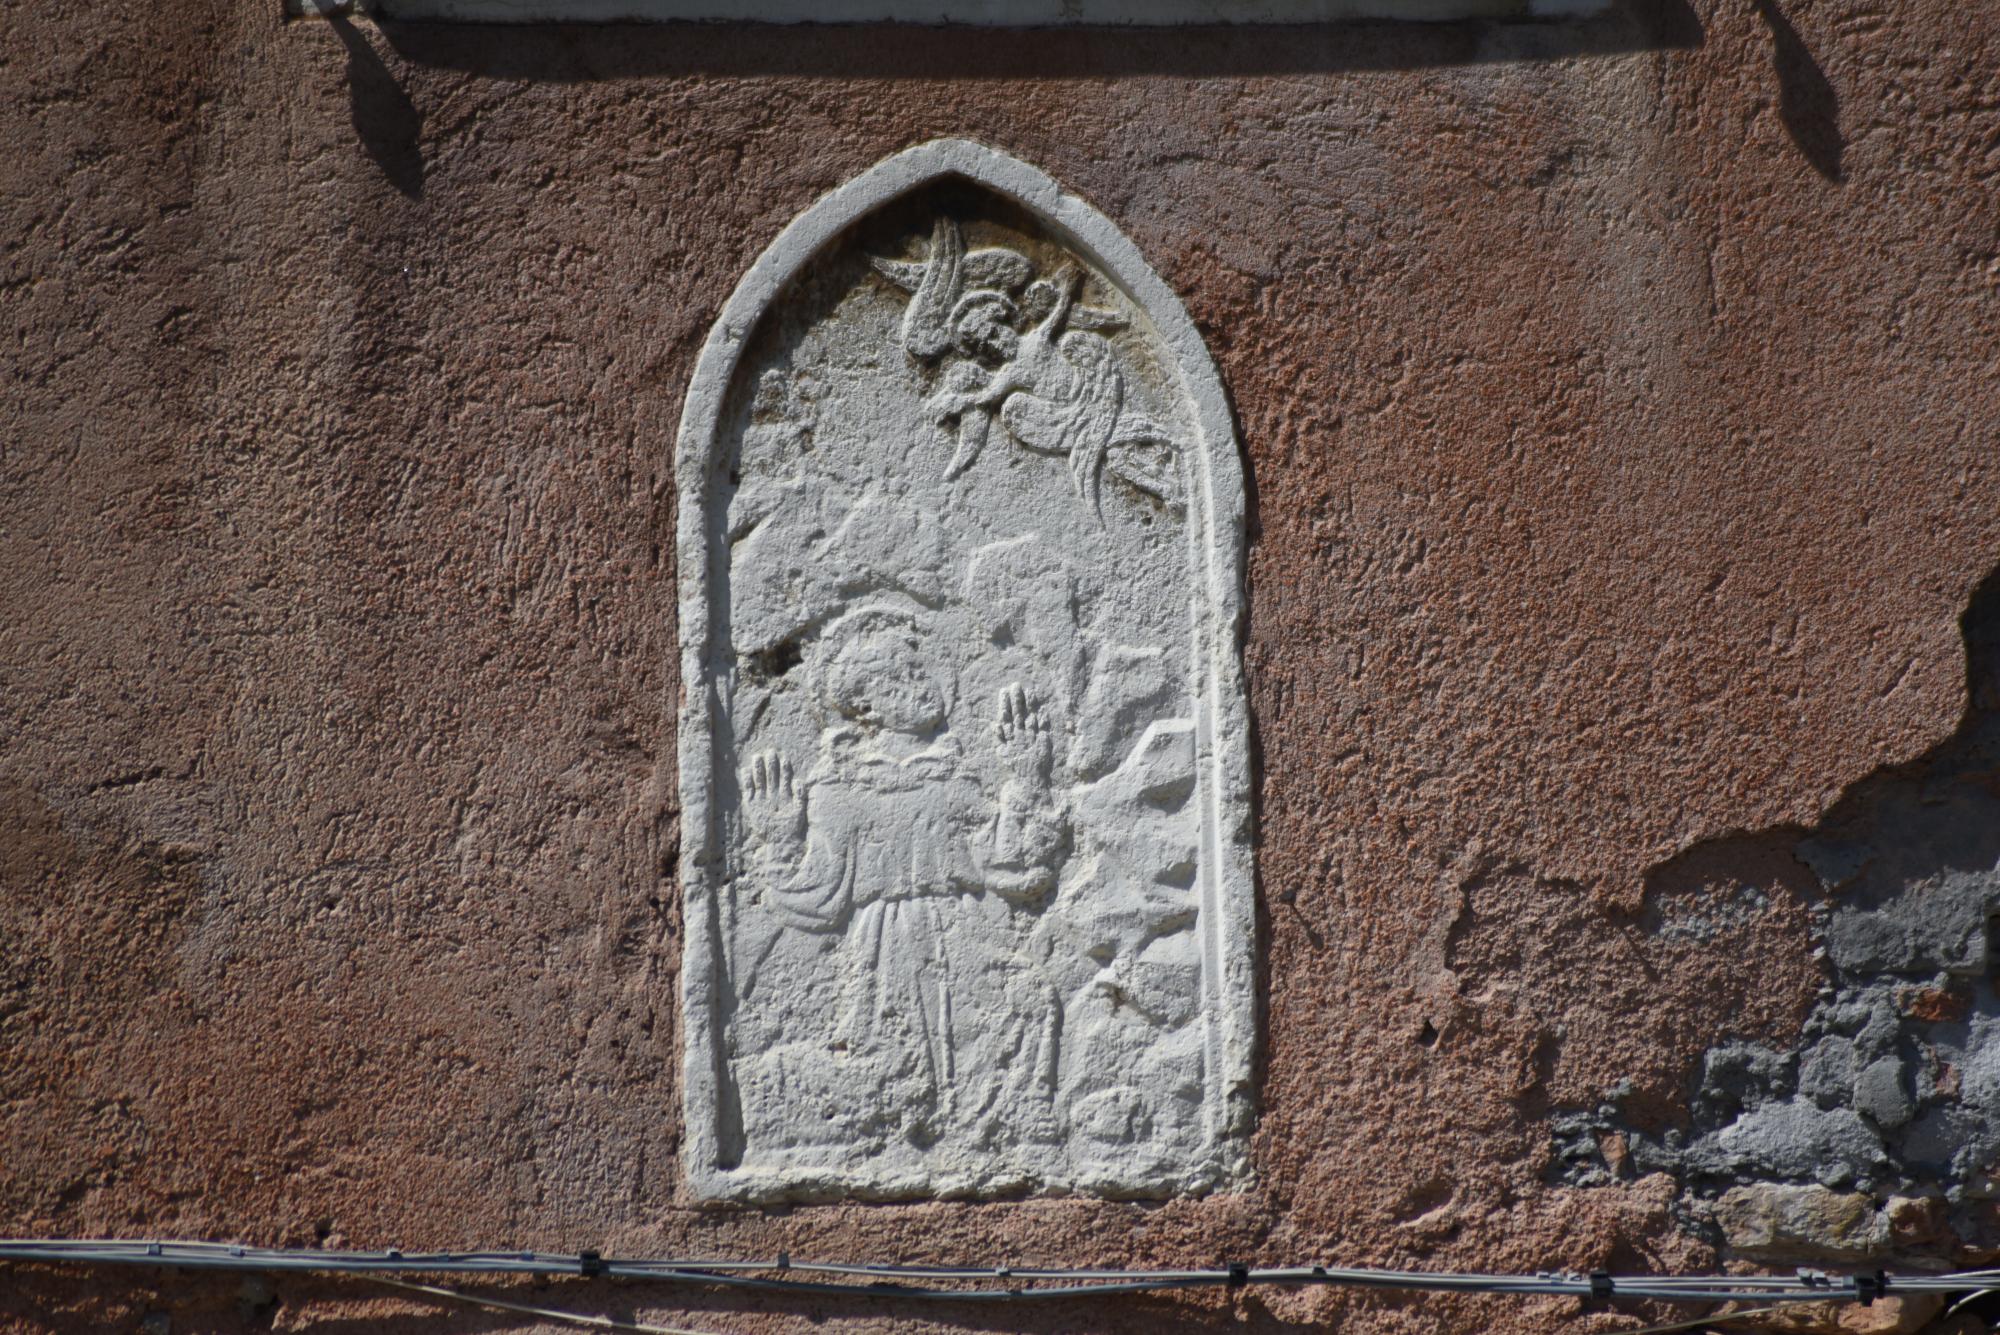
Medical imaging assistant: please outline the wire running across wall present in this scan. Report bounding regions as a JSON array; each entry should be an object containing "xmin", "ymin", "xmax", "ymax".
[{"xmin": 3, "ymin": 1238, "xmax": 1996, "ymax": 1311}]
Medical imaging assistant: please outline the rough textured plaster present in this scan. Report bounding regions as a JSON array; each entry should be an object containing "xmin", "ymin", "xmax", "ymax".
[{"xmin": 3, "ymin": 0, "xmax": 2000, "ymax": 1331}]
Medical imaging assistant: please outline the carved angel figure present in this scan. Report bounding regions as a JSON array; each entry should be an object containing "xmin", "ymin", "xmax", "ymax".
[{"xmin": 871, "ymin": 218, "xmax": 1180, "ymax": 515}]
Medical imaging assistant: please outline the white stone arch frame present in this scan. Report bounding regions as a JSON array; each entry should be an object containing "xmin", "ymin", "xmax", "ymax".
[{"xmin": 675, "ymin": 137, "xmax": 1255, "ymax": 1196}]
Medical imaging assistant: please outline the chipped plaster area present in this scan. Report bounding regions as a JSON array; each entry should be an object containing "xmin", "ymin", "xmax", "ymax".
[{"xmin": 1551, "ymin": 570, "xmax": 2000, "ymax": 1266}]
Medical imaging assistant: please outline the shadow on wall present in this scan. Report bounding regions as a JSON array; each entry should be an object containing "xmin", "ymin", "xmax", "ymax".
[
  {"xmin": 1752, "ymin": 0, "xmax": 1842, "ymax": 182},
  {"xmin": 316, "ymin": 0, "xmax": 1705, "ymax": 221},
  {"xmin": 331, "ymin": 14, "xmax": 424, "ymax": 199},
  {"xmin": 358, "ymin": 0, "xmax": 1701, "ymax": 80},
  {"xmin": 1553, "ymin": 562, "xmax": 2000, "ymax": 1265}
]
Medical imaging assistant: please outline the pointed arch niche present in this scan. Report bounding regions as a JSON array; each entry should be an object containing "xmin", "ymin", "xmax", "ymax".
[{"xmin": 676, "ymin": 140, "xmax": 1254, "ymax": 1201}]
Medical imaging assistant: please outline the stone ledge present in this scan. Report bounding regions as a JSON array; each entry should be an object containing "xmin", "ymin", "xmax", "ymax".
[{"xmin": 289, "ymin": 0, "xmax": 1611, "ymax": 24}]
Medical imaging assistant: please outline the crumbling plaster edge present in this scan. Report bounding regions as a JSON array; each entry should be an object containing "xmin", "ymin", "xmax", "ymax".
[{"xmin": 1643, "ymin": 591, "xmax": 1983, "ymax": 892}]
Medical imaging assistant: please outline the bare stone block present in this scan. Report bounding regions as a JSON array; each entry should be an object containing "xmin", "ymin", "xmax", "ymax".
[{"xmin": 1713, "ymin": 1183, "xmax": 1889, "ymax": 1261}]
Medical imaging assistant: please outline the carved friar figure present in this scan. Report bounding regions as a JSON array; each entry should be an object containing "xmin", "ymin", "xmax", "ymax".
[{"xmin": 741, "ymin": 606, "xmax": 1070, "ymax": 1141}]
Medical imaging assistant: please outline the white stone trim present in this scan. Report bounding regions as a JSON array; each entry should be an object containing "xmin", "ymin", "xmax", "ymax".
[{"xmin": 310, "ymin": 0, "xmax": 1608, "ymax": 22}]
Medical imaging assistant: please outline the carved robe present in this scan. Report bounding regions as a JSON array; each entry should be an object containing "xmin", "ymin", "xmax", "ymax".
[{"xmin": 768, "ymin": 734, "xmax": 985, "ymax": 1127}]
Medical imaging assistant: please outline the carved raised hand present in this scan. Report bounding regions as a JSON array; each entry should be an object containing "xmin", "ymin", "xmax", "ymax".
[
  {"xmin": 984, "ymin": 685, "xmax": 1067, "ymax": 906},
  {"xmin": 742, "ymin": 751, "xmax": 806, "ymax": 862},
  {"xmin": 995, "ymin": 682, "xmax": 1054, "ymax": 783}
]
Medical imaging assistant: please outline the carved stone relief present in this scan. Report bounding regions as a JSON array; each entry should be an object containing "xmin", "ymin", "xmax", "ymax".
[{"xmin": 677, "ymin": 141, "xmax": 1253, "ymax": 1200}]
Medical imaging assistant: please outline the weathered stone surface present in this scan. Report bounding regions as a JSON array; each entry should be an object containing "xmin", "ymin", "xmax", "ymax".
[
  {"xmin": 1712, "ymin": 1184, "xmax": 1888, "ymax": 1261},
  {"xmin": 5, "ymin": 0, "xmax": 2000, "ymax": 1330},
  {"xmin": 1854, "ymin": 1056, "xmax": 1915, "ymax": 1131},
  {"xmin": 1824, "ymin": 874, "xmax": 1991, "ymax": 977},
  {"xmin": 1722, "ymin": 1294, "xmax": 1946, "ymax": 1335},
  {"xmin": 1897, "ymin": 986, "xmax": 1971, "ymax": 1025},
  {"xmin": 1550, "ymin": 570, "xmax": 2000, "ymax": 1260},
  {"xmin": 1884, "ymin": 1195, "xmax": 1950, "ymax": 1251}
]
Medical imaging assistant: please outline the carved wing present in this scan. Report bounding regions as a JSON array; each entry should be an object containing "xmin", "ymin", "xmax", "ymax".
[
  {"xmin": 868, "ymin": 257, "xmax": 929, "ymax": 291},
  {"xmin": 1058, "ymin": 333, "xmax": 1125, "ymax": 517},
  {"xmin": 1106, "ymin": 414, "xmax": 1182, "ymax": 504},
  {"xmin": 873, "ymin": 246, "xmax": 1030, "ymax": 296},
  {"xmin": 962, "ymin": 247, "xmax": 1034, "ymax": 293},
  {"xmin": 1064, "ymin": 305, "xmax": 1128, "ymax": 333},
  {"xmin": 901, "ymin": 217, "xmax": 965, "ymax": 361}
]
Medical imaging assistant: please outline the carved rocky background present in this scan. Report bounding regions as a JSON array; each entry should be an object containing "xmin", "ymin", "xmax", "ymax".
[{"xmin": 3, "ymin": 1, "xmax": 1999, "ymax": 1332}]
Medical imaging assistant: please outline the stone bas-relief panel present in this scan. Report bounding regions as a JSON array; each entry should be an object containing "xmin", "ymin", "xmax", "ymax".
[{"xmin": 678, "ymin": 143, "xmax": 1253, "ymax": 1201}]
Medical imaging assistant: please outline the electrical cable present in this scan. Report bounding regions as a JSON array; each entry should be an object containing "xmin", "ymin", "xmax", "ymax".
[
  {"xmin": 1945, "ymin": 1288, "xmax": 1998, "ymax": 1319},
  {"xmin": 5, "ymin": 1240, "xmax": 2000, "ymax": 1312}
]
